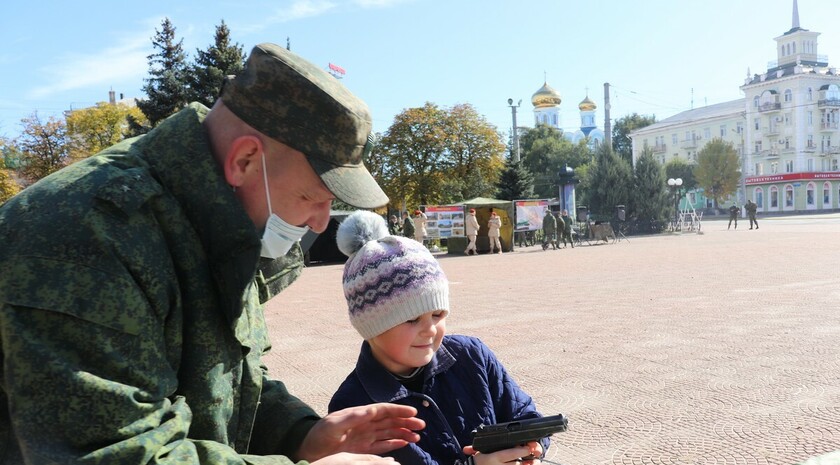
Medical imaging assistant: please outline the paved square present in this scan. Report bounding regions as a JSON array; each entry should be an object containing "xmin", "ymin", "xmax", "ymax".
[{"xmin": 263, "ymin": 214, "xmax": 840, "ymax": 465}]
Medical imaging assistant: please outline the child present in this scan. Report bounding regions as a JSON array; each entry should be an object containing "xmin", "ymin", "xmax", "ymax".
[{"xmin": 331, "ymin": 210, "xmax": 550, "ymax": 465}]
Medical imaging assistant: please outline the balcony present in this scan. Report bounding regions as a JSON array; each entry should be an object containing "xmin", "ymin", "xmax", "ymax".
[
  {"xmin": 758, "ymin": 102, "xmax": 781, "ymax": 112},
  {"xmin": 681, "ymin": 137, "xmax": 700, "ymax": 149},
  {"xmin": 762, "ymin": 149, "xmax": 780, "ymax": 158},
  {"xmin": 804, "ymin": 143, "xmax": 817, "ymax": 152},
  {"xmin": 821, "ymin": 122, "xmax": 839, "ymax": 131},
  {"xmin": 818, "ymin": 98, "xmax": 840, "ymax": 108},
  {"xmin": 820, "ymin": 146, "xmax": 840, "ymax": 156},
  {"xmin": 653, "ymin": 143, "xmax": 667, "ymax": 153},
  {"xmin": 765, "ymin": 126, "xmax": 780, "ymax": 136}
]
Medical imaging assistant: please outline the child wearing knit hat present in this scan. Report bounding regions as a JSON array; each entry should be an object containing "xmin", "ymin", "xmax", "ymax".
[{"xmin": 330, "ymin": 210, "xmax": 550, "ymax": 465}]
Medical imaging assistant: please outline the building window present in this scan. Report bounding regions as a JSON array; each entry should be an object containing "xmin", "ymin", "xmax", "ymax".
[
  {"xmin": 736, "ymin": 122, "xmax": 744, "ymax": 134},
  {"xmin": 771, "ymin": 162, "xmax": 778, "ymax": 174},
  {"xmin": 785, "ymin": 160, "xmax": 794, "ymax": 173},
  {"xmin": 808, "ymin": 111, "xmax": 813, "ymax": 126},
  {"xmin": 704, "ymin": 128, "xmax": 711, "ymax": 140},
  {"xmin": 823, "ymin": 182, "xmax": 831, "ymax": 206},
  {"xmin": 834, "ymin": 159, "xmax": 839, "ymax": 171},
  {"xmin": 688, "ymin": 192, "xmax": 697, "ymax": 205},
  {"xmin": 552, "ymin": 114, "xmax": 558, "ymax": 126},
  {"xmin": 784, "ymin": 89, "xmax": 792, "ymax": 103},
  {"xmin": 754, "ymin": 96, "xmax": 760, "ymax": 108},
  {"xmin": 806, "ymin": 182, "xmax": 815, "ymax": 206},
  {"xmin": 672, "ymin": 134, "xmax": 678, "ymax": 145},
  {"xmin": 755, "ymin": 163, "xmax": 763, "ymax": 175},
  {"xmin": 785, "ymin": 137, "xmax": 791, "ymax": 149},
  {"xmin": 807, "ymin": 158, "xmax": 814, "ymax": 171},
  {"xmin": 808, "ymin": 134, "xmax": 814, "ymax": 148},
  {"xmin": 770, "ymin": 186, "xmax": 779, "ymax": 208},
  {"xmin": 755, "ymin": 188, "xmax": 764, "ymax": 209},
  {"xmin": 755, "ymin": 141, "xmax": 763, "ymax": 153},
  {"xmin": 720, "ymin": 125, "xmax": 726, "ymax": 137},
  {"xmin": 754, "ymin": 118, "xmax": 760, "ymax": 130},
  {"xmin": 785, "ymin": 185, "xmax": 794, "ymax": 208}
]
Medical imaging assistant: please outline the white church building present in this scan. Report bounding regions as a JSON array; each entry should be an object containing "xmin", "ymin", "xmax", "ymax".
[{"xmin": 530, "ymin": 82, "xmax": 605, "ymax": 150}]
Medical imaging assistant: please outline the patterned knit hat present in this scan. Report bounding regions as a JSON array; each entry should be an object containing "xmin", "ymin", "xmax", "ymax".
[{"xmin": 337, "ymin": 210, "xmax": 449, "ymax": 340}]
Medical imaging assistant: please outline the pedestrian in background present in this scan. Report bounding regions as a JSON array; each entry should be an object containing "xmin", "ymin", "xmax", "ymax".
[
  {"xmin": 402, "ymin": 211, "xmax": 415, "ymax": 239},
  {"xmin": 746, "ymin": 200, "xmax": 759, "ymax": 230},
  {"xmin": 559, "ymin": 209, "xmax": 575, "ymax": 248},
  {"xmin": 542, "ymin": 209, "xmax": 557, "ymax": 250},
  {"xmin": 488, "ymin": 210, "xmax": 502, "ymax": 253},
  {"xmin": 728, "ymin": 204, "xmax": 739, "ymax": 230},
  {"xmin": 388, "ymin": 214, "xmax": 402, "ymax": 236},
  {"xmin": 465, "ymin": 208, "xmax": 480, "ymax": 255},
  {"xmin": 413, "ymin": 209, "xmax": 427, "ymax": 245}
]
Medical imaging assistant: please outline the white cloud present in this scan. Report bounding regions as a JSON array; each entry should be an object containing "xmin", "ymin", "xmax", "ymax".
[
  {"xmin": 28, "ymin": 33, "xmax": 150, "ymax": 99},
  {"xmin": 242, "ymin": 0, "xmax": 338, "ymax": 33}
]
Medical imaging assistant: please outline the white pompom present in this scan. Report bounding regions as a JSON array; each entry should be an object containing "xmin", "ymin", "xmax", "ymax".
[{"xmin": 336, "ymin": 210, "xmax": 390, "ymax": 257}]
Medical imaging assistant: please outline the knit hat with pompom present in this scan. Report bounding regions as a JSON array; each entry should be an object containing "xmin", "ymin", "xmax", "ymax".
[{"xmin": 336, "ymin": 210, "xmax": 449, "ymax": 339}]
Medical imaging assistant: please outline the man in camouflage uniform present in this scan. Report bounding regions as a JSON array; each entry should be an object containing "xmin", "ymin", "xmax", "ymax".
[
  {"xmin": 559, "ymin": 209, "xmax": 575, "ymax": 248},
  {"xmin": 541, "ymin": 209, "xmax": 557, "ymax": 250},
  {"xmin": 0, "ymin": 44, "xmax": 422, "ymax": 464}
]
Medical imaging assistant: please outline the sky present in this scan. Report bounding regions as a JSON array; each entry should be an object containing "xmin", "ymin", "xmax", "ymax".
[{"xmin": 3, "ymin": 0, "xmax": 840, "ymax": 142}]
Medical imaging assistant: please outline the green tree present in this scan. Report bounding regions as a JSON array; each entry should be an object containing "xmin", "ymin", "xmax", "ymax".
[
  {"xmin": 694, "ymin": 138, "xmax": 740, "ymax": 208},
  {"xmin": 613, "ymin": 113, "xmax": 656, "ymax": 164},
  {"xmin": 137, "ymin": 18, "xmax": 189, "ymax": 126},
  {"xmin": 519, "ymin": 124, "xmax": 593, "ymax": 198},
  {"xmin": 186, "ymin": 20, "xmax": 246, "ymax": 108},
  {"xmin": 443, "ymin": 103, "xmax": 505, "ymax": 200},
  {"xmin": 632, "ymin": 149, "xmax": 669, "ymax": 231},
  {"xmin": 664, "ymin": 158, "xmax": 696, "ymax": 190},
  {"xmin": 16, "ymin": 113, "xmax": 70, "ymax": 183},
  {"xmin": 65, "ymin": 103, "xmax": 148, "ymax": 160},
  {"xmin": 377, "ymin": 102, "xmax": 504, "ymax": 209},
  {"xmin": 0, "ymin": 142, "xmax": 20, "ymax": 204},
  {"xmin": 495, "ymin": 157, "xmax": 534, "ymax": 201},
  {"xmin": 585, "ymin": 144, "xmax": 634, "ymax": 218}
]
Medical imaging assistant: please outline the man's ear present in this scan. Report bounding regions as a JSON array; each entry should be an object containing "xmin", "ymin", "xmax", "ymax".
[{"xmin": 223, "ymin": 135, "xmax": 263, "ymax": 188}]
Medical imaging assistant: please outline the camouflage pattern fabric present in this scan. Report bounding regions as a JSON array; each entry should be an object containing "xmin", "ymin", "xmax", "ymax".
[{"xmin": 0, "ymin": 104, "xmax": 317, "ymax": 464}]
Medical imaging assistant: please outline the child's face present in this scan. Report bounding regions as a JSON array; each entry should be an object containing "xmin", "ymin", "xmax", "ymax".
[{"xmin": 369, "ymin": 310, "xmax": 447, "ymax": 376}]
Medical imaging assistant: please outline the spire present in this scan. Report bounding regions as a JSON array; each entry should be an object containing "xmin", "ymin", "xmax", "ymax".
[{"xmin": 792, "ymin": 0, "xmax": 800, "ymax": 29}]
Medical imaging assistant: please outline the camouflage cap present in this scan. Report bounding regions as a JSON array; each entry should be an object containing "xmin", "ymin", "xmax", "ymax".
[{"xmin": 221, "ymin": 43, "xmax": 388, "ymax": 209}]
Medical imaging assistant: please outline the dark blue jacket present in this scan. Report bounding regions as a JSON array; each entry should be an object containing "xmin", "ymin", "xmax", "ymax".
[{"xmin": 329, "ymin": 335, "xmax": 549, "ymax": 465}]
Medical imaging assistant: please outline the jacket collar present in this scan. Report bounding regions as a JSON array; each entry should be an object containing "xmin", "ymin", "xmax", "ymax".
[
  {"xmin": 356, "ymin": 338, "xmax": 457, "ymax": 402},
  {"xmin": 134, "ymin": 104, "xmax": 261, "ymax": 320}
]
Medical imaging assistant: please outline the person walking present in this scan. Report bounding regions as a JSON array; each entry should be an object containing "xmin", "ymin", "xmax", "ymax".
[
  {"xmin": 465, "ymin": 208, "xmax": 480, "ymax": 255},
  {"xmin": 746, "ymin": 199, "xmax": 759, "ymax": 230},
  {"xmin": 559, "ymin": 209, "xmax": 575, "ymax": 248},
  {"xmin": 487, "ymin": 210, "xmax": 503, "ymax": 253},
  {"xmin": 728, "ymin": 204, "xmax": 739, "ymax": 230},
  {"xmin": 331, "ymin": 211, "xmax": 550, "ymax": 465},
  {"xmin": 0, "ymin": 43, "xmax": 423, "ymax": 464},
  {"xmin": 542, "ymin": 209, "xmax": 558, "ymax": 250}
]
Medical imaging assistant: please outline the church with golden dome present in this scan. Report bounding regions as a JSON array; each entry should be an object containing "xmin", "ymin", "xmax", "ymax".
[{"xmin": 531, "ymin": 81, "xmax": 605, "ymax": 150}]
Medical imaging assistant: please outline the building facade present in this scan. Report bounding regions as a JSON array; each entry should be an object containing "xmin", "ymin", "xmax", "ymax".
[{"xmin": 630, "ymin": 0, "xmax": 840, "ymax": 214}]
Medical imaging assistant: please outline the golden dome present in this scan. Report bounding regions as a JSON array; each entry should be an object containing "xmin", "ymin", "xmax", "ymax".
[
  {"xmin": 579, "ymin": 95, "xmax": 596, "ymax": 111},
  {"xmin": 531, "ymin": 82, "xmax": 562, "ymax": 108}
]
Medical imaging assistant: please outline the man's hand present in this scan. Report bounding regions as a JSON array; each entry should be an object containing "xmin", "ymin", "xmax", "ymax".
[{"xmin": 297, "ymin": 403, "xmax": 424, "ymax": 462}]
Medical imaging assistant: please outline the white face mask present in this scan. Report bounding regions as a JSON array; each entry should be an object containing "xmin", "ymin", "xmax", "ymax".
[{"xmin": 259, "ymin": 153, "xmax": 310, "ymax": 259}]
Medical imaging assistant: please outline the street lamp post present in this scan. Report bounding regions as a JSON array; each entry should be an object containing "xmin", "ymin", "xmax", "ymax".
[
  {"xmin": 508, "ymin": 98, "xmax": 522, "ymax": 163},
  {"xmin": 667, "ymin": 177, "xmax": 684, "ymax": 229}
]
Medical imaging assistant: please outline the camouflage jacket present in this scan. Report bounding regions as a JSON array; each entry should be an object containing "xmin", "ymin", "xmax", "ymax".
[{"xmin": 0, "ymin": 104, "xmax": 318, "ymax": 464}]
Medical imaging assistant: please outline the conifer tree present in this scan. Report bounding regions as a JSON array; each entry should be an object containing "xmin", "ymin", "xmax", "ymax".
[
  {"xmin": 495, "ymin": 157, "xmax": 534, "ymax": 201},
  {"xmin": 632, "ymin": 149, "xmax": 669, "ymax": 232},
  {"xmin": 137, "ymin": 18, "xmax": 189, "ymax": 126},
  {"xmin": 186, "ymin": 20, "xmax": 246, "ymax": 108},
  {"xmin": 585, "ymin": 144, "xmax": 633, "ymax": 218}
]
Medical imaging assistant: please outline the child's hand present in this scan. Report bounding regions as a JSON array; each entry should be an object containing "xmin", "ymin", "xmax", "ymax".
[{"xmin": 462, "ymin": 442, "xmax": 542, "ymax": 465}]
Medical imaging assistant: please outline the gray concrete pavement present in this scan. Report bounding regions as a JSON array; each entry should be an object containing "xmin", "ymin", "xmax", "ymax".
[{"xmin": 264, "ymin": 214, "xmax": 840, "ymax": 465}]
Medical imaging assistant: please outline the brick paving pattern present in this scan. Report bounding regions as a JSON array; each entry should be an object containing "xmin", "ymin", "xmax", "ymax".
[{"xmin": 263, "ymin": 214, "xmax": 840, "ymax": 465}]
